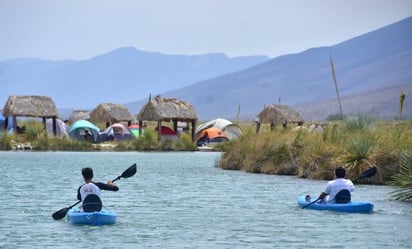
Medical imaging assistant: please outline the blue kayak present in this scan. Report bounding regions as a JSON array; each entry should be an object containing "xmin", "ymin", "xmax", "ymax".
[
  {"xmin": 297, "ymin": 196, "xmax": 374, "ymax": 213},
  {"xmin": 67, "ymin": 207, "xmax": 116, "ymax": 225}
]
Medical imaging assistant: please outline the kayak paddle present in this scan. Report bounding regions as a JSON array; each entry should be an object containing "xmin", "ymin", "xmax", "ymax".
[
  {"xmin": 301, "ymin": 197, "xmax": 322, "ymax": 209},
  {"xmin": 52, "ymin": 163, "xmax": 137, "ymax": 220},
  {"xmin": 302, "ymin": 166, "xmax": 377, "ymax": 209}
]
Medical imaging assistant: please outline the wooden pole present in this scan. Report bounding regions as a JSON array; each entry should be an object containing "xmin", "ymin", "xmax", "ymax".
[{"xmin": 330, "ymin": 54, "xmax": 343, "ymax": 119}]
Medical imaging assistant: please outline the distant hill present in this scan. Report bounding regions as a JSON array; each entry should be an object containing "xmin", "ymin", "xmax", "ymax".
[
  {"xmin": 296, "ymin": 83, "xmax": 412, "ymax": 121},
  {"xmin": 0, "ymin": 48, "xmax": 269, "ymax": 109},
  {"xmin": 2, "ymin": 17, "xmax": 411, "ymax": 121},
  {"xmin": 145, "ymin": 16, "xmax": 412, "ymax": 120}
]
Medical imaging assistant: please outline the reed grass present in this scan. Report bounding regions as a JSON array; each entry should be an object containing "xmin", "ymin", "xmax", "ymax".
[{"xmin": 220, "ymin": 118, "xmax": 412, "ymax": 186}]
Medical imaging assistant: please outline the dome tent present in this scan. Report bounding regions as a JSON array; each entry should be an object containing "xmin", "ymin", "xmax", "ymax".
[
  {"xmin": 99, "ymin": 123, "xmax": 134, "ymax": 142},
  {"xmin": 68, "ymin": 120, "xmax": 100, "ymax": 143},
  {"xmin": 195, "ymin": 118, "xmax": 242, "ymax": 141}
]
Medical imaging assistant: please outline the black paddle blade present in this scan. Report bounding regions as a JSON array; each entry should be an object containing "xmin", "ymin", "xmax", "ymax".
[
  {"xmin": 122, "ymin": 163, "xmax": 137, "ymax": 178},
  {"xmin": 51, "ymin": 200, "xmax": 81, "ymax": 220},
  {"xmin": 52, "ymin": 207, "xmax": 69, "ymax": 220},
  {"xmin": 358, "ymin": 166, "xmax": 377, "ymax": 179},
  {"xmin": 112, "ymin": 163, "xmax": 137, "ymax": 182}
]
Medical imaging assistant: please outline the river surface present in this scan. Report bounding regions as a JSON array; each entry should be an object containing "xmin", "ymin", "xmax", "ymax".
[{"xmin": 0, "ymin": 151, "xmax": 411, "ymax": 249}]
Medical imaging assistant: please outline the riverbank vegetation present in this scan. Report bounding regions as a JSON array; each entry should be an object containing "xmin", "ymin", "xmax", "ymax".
[
  {"xmin": 0, "ymin": 123, "xmax": 197, "ymax": 152},
  {"xmin": 219, "ymin": 116, "xmax": 411, "ymax": 193},
  {"xmin": 1, "ymin": 115, "xmax": 411, "ymax": 201}
]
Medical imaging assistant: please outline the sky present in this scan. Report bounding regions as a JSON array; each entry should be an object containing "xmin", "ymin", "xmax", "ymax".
[{"xmin": 1, "ymin": 0, "xmax": 412, "ymax": 61}]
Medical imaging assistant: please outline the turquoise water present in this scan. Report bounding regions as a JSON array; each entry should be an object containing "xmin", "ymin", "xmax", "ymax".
[{"xmin": 0, "ymin": 151, "xmax": 411, "ymax": 249}]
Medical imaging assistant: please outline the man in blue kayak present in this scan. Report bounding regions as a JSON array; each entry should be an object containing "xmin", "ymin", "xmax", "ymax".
[
  {"xmin": 317, "ymin": 167, "xmax": 354, "ymax": 203},
  {"xmin": 77, "ymin": 167, "xmax": 119, "ymax": 211}
]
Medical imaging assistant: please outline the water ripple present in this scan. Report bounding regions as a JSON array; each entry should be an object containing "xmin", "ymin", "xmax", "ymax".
[{"xmin": 0, "ymin": 151, "xmax": 411, "ymax": 249}]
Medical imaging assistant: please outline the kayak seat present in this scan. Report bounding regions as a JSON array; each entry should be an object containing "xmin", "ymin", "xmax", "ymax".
[
  {"xmin": 82, "ymin": 194, "xmax": 102, "ymax": 212},
  {"xmin": 335, "ymin": 189, "xmax": 351, "ymax": 203}
]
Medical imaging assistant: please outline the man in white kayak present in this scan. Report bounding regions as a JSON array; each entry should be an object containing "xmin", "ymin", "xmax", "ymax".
[
  {"xmin": 77, "ymin": 167, "xmax": 119, "ymax": 211},
  {"xmin": 317, "ymin": 167, "xmax": 354, "ymax": 203}
]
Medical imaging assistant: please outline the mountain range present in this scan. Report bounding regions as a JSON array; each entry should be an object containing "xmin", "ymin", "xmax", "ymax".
[
  {"xmin": 1, "ymin": 16, "xmax": 411, "ymax": 121},
  {"xmin": 155, "ymin": 16, "xmax": 412, "ymax": 120},
  {"xmin": 0, "ymin": 49, "xmax": 269, "ymax": 109}
]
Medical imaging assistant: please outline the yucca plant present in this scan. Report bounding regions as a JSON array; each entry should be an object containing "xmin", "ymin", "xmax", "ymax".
[
  {"xmin": 343, "ymin": 134, "xmax": 376, "ymax": 176},
  {"xmin": 390, "ymin": 153, "xmax": 412, "ymax": 202}
]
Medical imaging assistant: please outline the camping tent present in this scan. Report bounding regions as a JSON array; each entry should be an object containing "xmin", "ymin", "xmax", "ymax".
[
  {"xmin": 99, "ymin": 123, "xmax": 134, "ymax": 142},
  {"xmin": 197, "ymin": 127, "xmax": 229, "ymax": 146},
  {"xmin": 46, "ymin": 119, "xmax": 69, "ymax": 138},
  {"xmin": 196, "ymin": 118, "xmax": 242, "ymax": 141},
  {"xmin": 154, "ymin": 126, "xmax": 179, "ymax": 142},
  {"xmin": 68, "ymin": 120, "xmax": 100, "ymax": 143},
  {"xmin": 128, "ymin": 124, "xmax": 144, "ymax": 138}
]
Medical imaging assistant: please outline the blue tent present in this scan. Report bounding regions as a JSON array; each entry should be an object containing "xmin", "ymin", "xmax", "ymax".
[
  {"xmin": 0, "ymin": 112, "xmax": 13, "ymax": 133},
  {"xmin": 68, "ymin": 120, "xmax": 100, "ymax": 143}
]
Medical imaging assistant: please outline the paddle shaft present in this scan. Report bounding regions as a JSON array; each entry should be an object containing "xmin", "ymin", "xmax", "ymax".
[{"xmin": 302, "ymin": 198, "xmax": 321, "ymax": 209}]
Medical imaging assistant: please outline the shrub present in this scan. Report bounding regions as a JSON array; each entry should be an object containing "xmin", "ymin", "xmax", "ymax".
[{"xmin": 390, "ymin": 152, "xmax": 412, "ymax": 202}]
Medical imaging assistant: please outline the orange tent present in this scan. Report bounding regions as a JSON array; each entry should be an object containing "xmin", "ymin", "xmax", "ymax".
[
  {"xmin": 197, "ymin": 127, "xmax": 229, "ymax": 146},
  {"xmin": 199, "ymin": 127, "xmax": 226, "ymax": 139}
]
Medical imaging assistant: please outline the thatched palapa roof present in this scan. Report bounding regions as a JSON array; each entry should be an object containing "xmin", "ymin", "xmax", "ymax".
[
  {"xmin": 137, "ymin": 95, "xmax": 198, "ymax": 142},
  {"xmin": 2, "ymin": 95, "xmax": 58, "ymax": 118},
  {"xmin": 90, "ymin": 103, "xmax": 134, "ymax": 125},
  {"xmin": 68, "ymin": 110, "xmax": 90, "ymax": 124},
  {"xmin": 137, "ymin": 95, "xmax": 198, "ymax": 122},
  {"xmin": 256, "ymin": 104, "xmax": 304, "ymax": 124}
]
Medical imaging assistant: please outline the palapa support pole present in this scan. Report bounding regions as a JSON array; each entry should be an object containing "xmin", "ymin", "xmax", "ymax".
[
  {"xmin": 52, "ymin": 117, "xmax": 57, "ymax": 136},
  {"xmin": 157, "ymin": 121, "xmax": 161, "ymax": 142},
  {"xmin": 191, "ymin": 120, "xmax": 196, "ymax": 142}
]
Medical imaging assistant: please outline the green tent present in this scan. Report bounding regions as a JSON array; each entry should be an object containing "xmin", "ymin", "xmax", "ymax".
[{"xmin": 69, "ymin": 120, "xmax": 100, "ymax": 143}]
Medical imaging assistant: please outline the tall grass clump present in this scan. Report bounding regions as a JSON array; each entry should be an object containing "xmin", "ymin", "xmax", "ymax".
[
  {"xmin": 343, "ymin": 113, "xmax": 376, "ymax": 133},
  {"xmin": 293, "ymin": 129, "xmax": 337, "ymax": 179},
  {"xmin": 129, "ymin": 129, "xmax": 158, "ymax": 151},
  {"xmin": 0, "ymin": 132, "xmax": 14, "ymax": 150},
  {"xmin": 33, "ymin": 135, "xmax": 96, "ymax": 151},
  {"xmin": 220, "ymin": 128, "xmax": 278, "ymax": 172},
  {"xmin": 174, "ymin": 133, "xmax": 197, "ymax": 151},
  {"xmin": 220, "ymin": 127, "xmax": 304, "ymax": 175},
  {"xmin": 390, "ymin": 152, "xmax": 412, "ymax": 202},
  {"xmin": 23, "ymin": 119, "xmax": 44, "ymax": 141}
]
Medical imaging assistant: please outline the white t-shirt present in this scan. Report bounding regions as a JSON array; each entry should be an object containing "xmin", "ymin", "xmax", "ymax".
[
  {"xmin": 79, "ymin": 183, "xmax": 102, "ymax": 201},
  {"xmin": 323, "ymin": 178, "xmax": 354, "ymax": 203}
]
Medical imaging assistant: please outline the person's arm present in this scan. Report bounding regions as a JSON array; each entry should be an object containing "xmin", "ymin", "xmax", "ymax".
[
  {"xmin": 318, "ymin": 192, "xmax": 328, "ymax": 200},
  {"xmin": 77, "ymin": 185, "xmax": 82, "ymax": 200},
  {"xmin": 95, "ymin": 181, "xmax": 119, "ymax": 191},
  {"xmin": 318, "ymin": 182, "xmax": 331, "ymax": 200}
]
